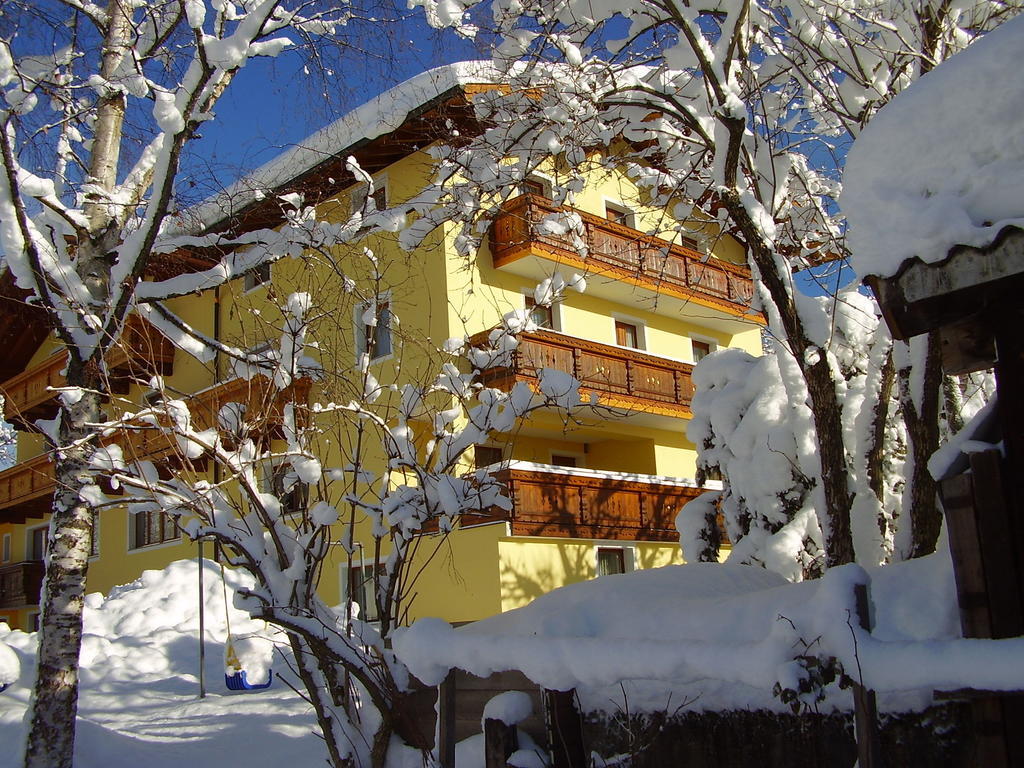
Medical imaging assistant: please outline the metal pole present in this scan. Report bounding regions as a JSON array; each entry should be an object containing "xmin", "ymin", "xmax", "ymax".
[{"xmin": 198, "ymin": 537, "xmax": 206, "ymax": 698}]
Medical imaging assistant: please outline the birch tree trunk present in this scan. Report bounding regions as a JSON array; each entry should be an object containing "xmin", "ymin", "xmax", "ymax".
[
  {"xmin": 23, "ymin": 2, "xmax": 130, "ymax": 763},
  {"xmin": 23, "ymin": 363, "xmax": 102, "ymax": 768}
]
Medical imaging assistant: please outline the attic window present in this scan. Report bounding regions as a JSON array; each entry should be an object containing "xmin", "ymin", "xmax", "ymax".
[
  {"xmin": 352, "ymin": 178, "xmax": 387, "ymax": 213},
  {"xmin": 244, "ymin": 262, "xmax": 271, "ymax": 291},
  {"xmin": 605, "ymin": 202, "xmax": 635, "ymax": 228},
  {"xmin": 522, "ymin": 176, "xmax": 550, "ymax": 198}
]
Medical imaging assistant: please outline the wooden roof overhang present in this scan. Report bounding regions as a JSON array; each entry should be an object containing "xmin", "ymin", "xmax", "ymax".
[
  {"xmin": 865, "ymin": 225, "xmax": 1024, "ymax": 375},
  {"xmin": 196, "ymin": 85, "xmax": 480, "ymax": 241}
]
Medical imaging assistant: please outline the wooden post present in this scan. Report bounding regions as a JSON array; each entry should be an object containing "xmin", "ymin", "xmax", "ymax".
[
  {"xmin": 438, "ymin": 671, "xmax": 457, "ymax": 768},
  {"xmin": 484, "ymin": 718, "xmax": 519, "ymax": 768},
  {"xmin": 543, "ymin": 688, "xmax": 586, "ymax": 768},
  {"xmin": 852, "ymin": 583, "xmax": 883, "ymax": 768}
]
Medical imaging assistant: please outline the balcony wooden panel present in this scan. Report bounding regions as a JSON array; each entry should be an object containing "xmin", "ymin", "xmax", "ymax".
[
  {"xmin": 484, "ymin": 466, "xmax": 704, "ymax": 542},
  {"xmin": 0, "ymin": 454, "xmax": 55, "ymax": 523},
  {"xmin": 116, "ymin": 375, "xmax": 312, "ymax": 464},
  {"xmin": 490, "ymin": 194, "xmax": 755, "ymax": 313},
  {"xmin": 472, "ymin": 329, "xmax": 694, "ymax": 418},
  {"xmin": 1, "ymin": 315, "xmax": 174, "ymax": 429},
  {"xmin": 0, "ymin": 560, "xmax": 45, "ymax": 609}
]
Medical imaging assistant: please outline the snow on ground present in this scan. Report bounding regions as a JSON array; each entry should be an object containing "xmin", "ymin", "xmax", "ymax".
[
  {"xmin": 395, "ymin": 545, "xmax": 1024, "ymax": 715},
  {"xmin": 842, "ymin": 16, "xmax": 1024, "ymax": 278},
  {"xmin": 0, "ymin": 560, "xmax": 323, "ymax": 768}
]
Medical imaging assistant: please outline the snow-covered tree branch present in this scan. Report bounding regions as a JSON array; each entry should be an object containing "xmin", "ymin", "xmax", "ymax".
[{"xmin": 406, "ymin": 0, "xmax": 1015, "ymax": 576}]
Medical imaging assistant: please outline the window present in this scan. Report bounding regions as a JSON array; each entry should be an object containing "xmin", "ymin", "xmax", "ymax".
[
  {"xmin": 28, "ymin": 526, "xmax": 47, "ymax": 561},
  {"xmin": 615, "ymin": 320, "xmax": 641, "ymax": 349},
  {"xmin": 355, "ymin": 297, "xmax": 392, "ymax": 361},
  {"xmin": 692, "ymin": 339, "xmax": 716, "ymax": 362},
  {"xmin": 474, "ymin": 445, "xmax": 503, "ymax": 469},
  {"xmin": 269, "ymin": 462, "xmax": 308, "ymax": 517},
  {"xmin": 345, "ymin": 561, "xmax": 387, "ymax": 622},
  {"xmin": 352, "ymin": 178, "xmax": 387, "ymax": 213},
  {"xmin": 525, "ymin": 296, "xmax": 555, "ymax": 330},
  {"xmin": 596, "ymin": 547, "xmax": 627, "ymax": 577},
  {"xmin": 522, "ymin": 176, "xmax": 550, "ymax": 198},
  {"xmin": 605, "ymin": 202, "xmax": 634, "ymax": 228},
  {"xmin": 131, "ymin": 510, "xmax": 179, "ymax": 549},
  {"xmin": 551, "ymin": 454, "xmax": 579, "ymax": 468},
  {"xmin": 244, "ymin": 261, "xmax": 271, "ymax": 291},
  {"xmin": 1, "ymin": 533, "xmax": 9, "ymax": 563}
]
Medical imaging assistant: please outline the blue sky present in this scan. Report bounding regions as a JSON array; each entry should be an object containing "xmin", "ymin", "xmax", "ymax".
[{"xmin": 181, "ymin": 14, "xmax": 485, "ymax": 196}]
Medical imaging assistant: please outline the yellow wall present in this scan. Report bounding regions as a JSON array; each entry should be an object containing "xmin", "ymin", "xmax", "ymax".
[{"xmin": 498, "ymin": 536, "xmax": 684, "ymax": 612}]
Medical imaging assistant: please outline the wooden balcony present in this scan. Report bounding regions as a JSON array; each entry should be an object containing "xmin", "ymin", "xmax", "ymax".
[
  {"xmin": 0, "ymin": 560, "xmax": 45, "ymax": 610},
  {"xmin": 490, "ymin": 194, "xmax": 756, "ymax": 317},
  {"xmin": 0, "ymin": 454, "xmax": 56, "ymax": 524},
  {"xmin": 1, "ymin": 315, "xmax": 175, "ymax": 429},
  {"xmin": 471, "ymin": 329, "xmax": 695, "ymax": 419},
  {"xmin": 0, "ymin": 376, "xmax": 311, "ymax": 520},
  {"xmin": 470, "ymin": 463, "xmax": 705, "ymax": 542},
  {"xmin": 116, "ymin": 375, "xmax": 312, "ymax": 463}
]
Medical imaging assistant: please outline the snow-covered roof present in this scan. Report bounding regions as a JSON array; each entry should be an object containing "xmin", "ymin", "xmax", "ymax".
[
  {"xmin": 842, "ymin": 16, "xmax": 1024, "ymax": 279},
  {"xmin": 183, "ymin": 61, "xmax": 499, "ymax": 233},
  {"xmin": 393, "ymin": 553, "xmax": 1022, "ymax": 712}
]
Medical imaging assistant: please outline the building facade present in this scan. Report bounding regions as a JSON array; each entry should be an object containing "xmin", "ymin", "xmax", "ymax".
[{"xmin": 0, "ymin": 65, "xmax": 763, "ymax": 632}]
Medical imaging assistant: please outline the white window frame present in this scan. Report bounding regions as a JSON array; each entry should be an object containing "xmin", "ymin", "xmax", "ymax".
[
  {"xmin": 127, "ymin": 508, "xmax": 181, "ymax": 553},
  {"xmin": 611, "ymin": 314, "xmax": 647, "ymax": 351},
  {"xmin": 261, "ymin": 458, "xmax": 309, "ymax": 519},
  {"xmin": 522, "ymin": 289, "xmax": 561, "ymax": 332},
  {"xmin": 354, "ymin": 292, "xmax": 394, "ymax": 363},
  {"xmin": 603, "ymin": 198, "xmax": 636, "ymax": 229},
  {"xmin": 341, "ymin": 554, "xmax": 386, "ymax": 623},
  {"xmin": 521, "ymin": 173, "xmax": 553, "ymax": 199},
  {"xmin": 26, "ymin": 524, "xmax": 48, "ymax": 561},
  {"xmin": 243, "ymin": 260, "xmax": 271, "ymax": 293},
  {"xmin": 690, "ymin": 335, "xmax": 719, "ymax": 363},
  {"xmin": 594, "ymin": 544, "xmax": 636, "ymax": 577},
  {"xmin": 350, "ymin": 172, "xmax": 388, "ymax": 215},
  {"xmin": 1, "ymin": 533, "xmax": 10, "ymax": 563}
]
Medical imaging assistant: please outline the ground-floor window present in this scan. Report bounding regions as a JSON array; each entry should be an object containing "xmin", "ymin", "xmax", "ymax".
[
  {"xmin": 131, "ymin": 510, "xmax": 178, "ymax": 549},
  {"xmin": 344, "ymin": 561, "xmax": 387, "ymax": 622},
  {"xmin": 596, "ymin": 546, "xmax": 635, "ymax": 577}
]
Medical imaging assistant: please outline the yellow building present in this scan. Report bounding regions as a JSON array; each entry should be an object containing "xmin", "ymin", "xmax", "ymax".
[{"xmin": 0, "ymin": 64, "xmax": 763, "ymax": 632}]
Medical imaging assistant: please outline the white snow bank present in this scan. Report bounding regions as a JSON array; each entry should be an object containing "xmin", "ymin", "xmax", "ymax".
[
  {"xmin": 843, "ymin": 16, "xmax": 1024, "ymax": 278},
  {"xmin": 395, "ymin": 552, "xmax": 1008, "ymax": 713},
  {"xmin": 0, "ymin": 641, "xmax": 18, "ymax": 687},
  {"xmin": 482, "ymin": 690, "xmax": 533, "ymax": 725},
  {"xmin": 181, "ymin": 61, "xmax": 499, "ymax": 232},
  {"xmin": 0, "ymin": 560, "xmax": 323, "ymax": 768}
]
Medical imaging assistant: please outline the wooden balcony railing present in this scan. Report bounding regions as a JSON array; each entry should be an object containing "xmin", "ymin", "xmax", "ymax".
[
  {"xmin": 0, "ymin": 376, "xmax": 311, "ymax": 520},
  {"xmin": 469, "ymin": 464, "xmax": 705, "ymax": 542},
  {"xmin": 471, "ymin": 329, "xmax": 694, "ymax": 417},
  {"xmin": 0, "ymin": 560, "xmax": 45, "ymax": 609},
  {"xmin": 0, "ymin": 454, "xmax": 56, "ymax": 523},
  {"xmin": 1, "ymin": 315, "xmax": 175, "ymax": 428},
  {"xmin": 116, "ymin": 375, "xmax": 312, "ymax": 463},
  {"xmin": 490, "ymin": 194, "xmax": 755, "ymax": 311}
]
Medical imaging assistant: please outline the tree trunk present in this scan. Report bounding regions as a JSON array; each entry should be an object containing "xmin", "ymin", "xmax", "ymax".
[
  {"xmin": 899, "ymin": 332, "xmax": 943, "ymax": 559},
  {"xmin": 23, "ymin": 3, "xmax": 132, "ymax": 765},
  {"xmin": 22, "ymin": 363, "xmax": 102, "ymax": 768},
  {"xmin": 721, "ymin": 186, "xmax": 855, "ymax": 566}
]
